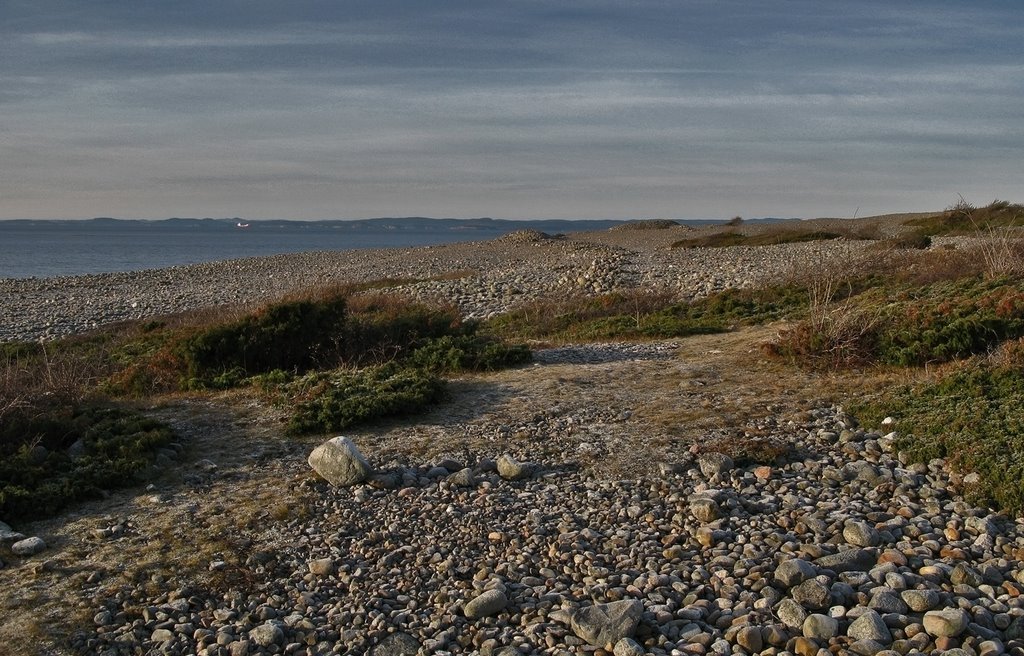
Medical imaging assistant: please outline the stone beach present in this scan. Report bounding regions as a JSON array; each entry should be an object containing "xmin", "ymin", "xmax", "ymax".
[
  {"xmin": 1, "ymin": 221, "xmax": 1021, "ymax": 656},
  {"xmin": 0, "ymin": 225, "xmax": 869, "ymax": 342}
]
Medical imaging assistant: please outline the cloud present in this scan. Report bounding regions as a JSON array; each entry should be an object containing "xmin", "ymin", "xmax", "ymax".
[{"xmin": 1, "ymin": 0, "xmax": 1022, "ymax": 219}]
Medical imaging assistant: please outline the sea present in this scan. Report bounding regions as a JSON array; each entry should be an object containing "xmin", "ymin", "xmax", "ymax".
[{"xmin": 0, "ymin": 217, "xmax": 636, "ymax": 280}]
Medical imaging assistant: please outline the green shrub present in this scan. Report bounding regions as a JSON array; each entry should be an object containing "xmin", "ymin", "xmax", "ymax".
[
  {"xmin": 671, "ymin": 229, "xmax": 843, "ymax": 249},
  {"xmin": 855, "ymin": 361, "xmax": 1024, "ymax": 513},
  {"xmin": 905, "ymin": 199, "xmax": 1024, "ymax": 236},
  {"xmin": 485, "ymin": 285, "xmax": 809, "ymax": 343},
  {"xmin": 878, "ymin": 233, "xmax": 932, "ymax": 250},
  {"xmin": 286, "ymin": 365, "xmax": 447, "ymax": 435},
  {"xmin": 772, "ymin": 276, "xmax": 1024, "ymax": 368},
  {"xmin": 342, "ymin": 297, "xmax": 463, "ymax": 364},
  {"xmin": 0, "ymin": 406, "xmax": 175, "ymax": 522},
  {"xmin": 183, "ymin": 296, "xmax": 347, "ymax": 382},
  {"xmin": 407, "ymin": 335, "xmax": 532, "ymax": 372}
]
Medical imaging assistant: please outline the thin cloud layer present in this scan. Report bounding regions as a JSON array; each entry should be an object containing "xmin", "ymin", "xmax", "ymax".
[{"xmin": 2, "ymin": 0, "xmax": 1021, "ymax": 219}]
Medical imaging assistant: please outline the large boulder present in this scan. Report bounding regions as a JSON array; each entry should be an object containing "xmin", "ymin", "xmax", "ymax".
[
  {"xmin": 308, "ymin": 436, "xmax": 373, "ymax": 486},
  {"xmin": 570, "ymin": 600, "xmax": 643, "ymax": 649}
]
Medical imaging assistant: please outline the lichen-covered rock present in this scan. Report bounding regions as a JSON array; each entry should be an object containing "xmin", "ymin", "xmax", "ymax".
[{"xmin": 570, "ymin": 600, "xmax": 643, "ymax": 648}]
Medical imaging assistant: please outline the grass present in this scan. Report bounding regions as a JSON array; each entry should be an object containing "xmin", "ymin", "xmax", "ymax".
[
  {"xmin": 671, "ymin": 228, "xmax": 844, "ymax": 249},
  {"xmin": 770, "ymin": 274, "xmax": 1024, "ymax": 368},
  {"xmin": 0, "ymin": 280, "xmax": 532, "ymax": 522},
  {"xmin": 8, "ymin": 206, "xmax": 1024, "ymax": 518},
  {"xmin": 904, "ymin": 198, "xmax": 1024, "ymax": 237},
  {"xmin": 484, "ymin": 285, "xmax": 809, "ymax": 343},
  {"xmin": 852, "ymin": 351, "xmax": 1024, "ymax": 513},
  {"xmin": 0, "ymin": 405, "xmax": 175, "ymax": 522}
]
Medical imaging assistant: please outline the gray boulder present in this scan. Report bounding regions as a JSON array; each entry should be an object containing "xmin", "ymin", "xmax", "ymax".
[
  {"xmin": 372, "ymin": 632, "xmax": 420, "ymax": 656},
  {"xmin": 847, "ymin": 609, "xmax": 891, "ymax": 643},
  {"xmin": 900, "ymin": 589, "xmax": 939, "ymax": 612},
  {"xmin": 464, "ymin": 589, "xmax": 508, "ymax": 619},
  {"xmin": 697, "ymin": 452, "xmax": 734, "ymax": 478},
  {"xmin": 689, "ymin": 495, "xmax": 720, "ymax": 523},
  {"xmin": 843, "ymin": 520, "xmax": 880, "ymax": 547},
  {"xmin": 776, "ymin": 598, "xmax": 808, "ymax": 629},
  {"xmin": 496, "ymin": 454, "xmax": 531, "ymax": 480},
  {"xmin": 308, "ymin": 436, "xmax": 372, "ymax": 486},
  {"xmin": 447, "ymin": 468, "xmax": 476, "ymax": 487},
  {"xmin": 11, "ymin": 536, "xmax": 46, "ymax": 556},
  {"xmin": 814, "ymin": 548, "xmax": 877, "ymax": 573},
  {"xmin": 0, "ymin": 521, "xmax": 25, "ymax": 546},
  {"xmin": 775, "ymin": 558, "xmax": 817, "ymax": 588},
  {"xmin": 802, "ymin": 614, "xmax": 839, "ymax": 640},
  {"xmin": 249, "ymin": 622, "xmax": 284, "ymax": 647},
  {"xmin": 613, "ymin": 638, "xmax": 645, "ymax": 656},
  {"xmin": 570, "ymin": 600, "xmax": 643, "ymax": 648}
]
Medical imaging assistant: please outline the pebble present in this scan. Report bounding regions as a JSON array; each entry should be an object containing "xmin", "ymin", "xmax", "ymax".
[
  {"xmin": 11, "ymin": 333, "xmax": 1020, "ymax": 656},
  {"xmin": 1, "ymin": 233, "xmax": 871, "ymax": 343}
]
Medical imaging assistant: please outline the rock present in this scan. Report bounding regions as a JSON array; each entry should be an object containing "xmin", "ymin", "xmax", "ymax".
[
  {"xmin": 803, "ymin": 614, "xmax": 839, "ymax": 640},
  {"xmin": 789, "ymin": 636, "xmax": 820, "ymax": 656},
  {"xmin": 735, "ymin": 625, "xmax": 763, "ymax": 652},
  {"xmin": 307, "ymin": 436, "xmax": 372, "ymax": 486},
  {"xmin": 151, "ymin": 628, "xmax": 175, "ymax": 643},
  {"xmin": 814, "ymin": 548, "xmax": 877, "ymax": 573},
  {"xmin": 249, "ymin": 622, "xmax": 284, "ymax": 647},
  {"xmin": 848, "ymin": 639, "xmax": 886, "ymax": 655},
  {"xmin": 689, "ymin": 495, "xmax": 720, "ymax": 523},
  {"xmin": 868, "ymin": 588, "xmax": 908, "ymax": 614},
  {"xmin": 228, "ymin": 640, "xmax": 250, "ymax": 656},
  {"xmin": 496, "ymin": 454, "xmax": 530, "ymax": 480},
  {"xmin": 900, "ymin": 589, "xmax": 940, "ymax": 612},
  {"xmin": 308, "ymin": 558, "xmax": 335, "ymax": 576},
  {"xmin": 697, "ymin": 452, "xmax": 734, "ymax": 478},
  {"xmin": 775, "ymin": 558, "xmax": 817, "ymax": 588},
  {"xmin": 11, "ymin": 536, "xmax": 46, "ymax": 556},
  {"xmin": 67, "ymin": 438, "xmax": 87, "ymax": 460},
  {"xmin": 464, "ymin": 589, "xmax": 508, "ymax": 619},
  {"xmin": 570, "ymin": 600, "xmax": 643, "ymax": 648},
  {"xmin": 613, "ymin": 637, "xmax": 646, "ymax": 656},
  {"xmin": 792, "ymin": 578, "xmax": 831, "ymax": 610},
  {"xmin": 950, "ymin": 563, "xmax": 983, "ymax": 587},
  {"xmin": 777, "ymin": 598, "xmax": 808, "ymax": 629},
  {"xmin": 367, "ymin": 472, "xmax": 400, "ymax": 490},
  {"xmin": 372, "ymin": 632, "xmax": 421, "ymax": 656},
  {"xmin": 844, "ymin": 520, "xmax": 881, "ymax": 547},
  {"xmin": 978, "ymin": 639, "xmax": 1005, "ymax": 656},
  {"xmin": 446, "ymin": 468, "xmax": 476, "ymax": 487},
  {"xmin": 923, "ymin": 609, "xmax": 970, "ymax": 638},
  {"xmin": 848, "ymin": 609, "xmax": 891, "ymax": 643},
  {"xmin": 0, "ymin": 522, "xmax": 25, "ymax": 545}
]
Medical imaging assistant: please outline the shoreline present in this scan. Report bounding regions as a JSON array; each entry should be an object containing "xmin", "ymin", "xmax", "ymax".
[{"xmin": 1, "ymin": 228, "xmax": 866, "ymax": 343}]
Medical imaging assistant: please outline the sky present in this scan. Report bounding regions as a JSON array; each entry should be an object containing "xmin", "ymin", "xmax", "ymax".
[{"xmin": 1, "ymin": 1, "xmax": 1021, "ymax": 221}]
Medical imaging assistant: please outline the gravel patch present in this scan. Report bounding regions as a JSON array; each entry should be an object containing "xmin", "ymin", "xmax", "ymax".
[
  {"xmin": 1, "ymin": 233, "xmax": 869, "ymax": 342},
  {"xmin": 60, "ymin": 406, "xmax": 1024, "ymax": 656}
]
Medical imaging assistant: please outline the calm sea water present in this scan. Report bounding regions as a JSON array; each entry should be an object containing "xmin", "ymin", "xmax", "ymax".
[{"xmin": 0, "ymin": 219, "xmax": 538, "ymax": 279}]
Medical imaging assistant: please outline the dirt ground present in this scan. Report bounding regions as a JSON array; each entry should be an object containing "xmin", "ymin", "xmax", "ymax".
[{"xmin": 0, "ymin": 324, "xmax": 906, "ymax": 655}]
